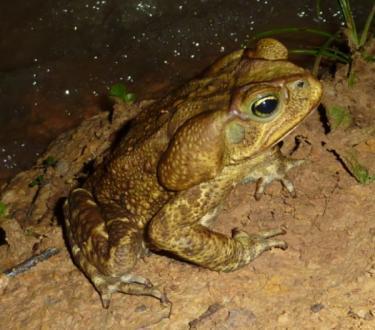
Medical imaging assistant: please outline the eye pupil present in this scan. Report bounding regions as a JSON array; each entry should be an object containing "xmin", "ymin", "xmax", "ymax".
[{"xmin": 252, "ymin": 96, "xmax": 278, "ymax": 117}]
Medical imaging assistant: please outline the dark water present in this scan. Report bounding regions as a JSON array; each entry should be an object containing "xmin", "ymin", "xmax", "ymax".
[{"xmin": 0, "ymin": 0, "xmax": 373, "ymax": 183}]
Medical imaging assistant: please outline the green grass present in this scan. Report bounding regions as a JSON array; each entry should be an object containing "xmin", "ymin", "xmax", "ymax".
[
  {"xmin": 326, "ymin": 105, "xmax": 352, "ymax": 130},
  {"xmin": 109, "ymin": 83, "xmax": 136, "ymax": 104},
  {"xmin": 342, "ymin": 151, "xmax": 375, "ymax": 184},
  {"xmin": 316, "ymin": 0, "xmax": 374, "ymax": 51},
  {"xmin": 251, "ymin": 27, "xmax": 335, "ymax": 40},
  {"xmin": 29, "ymin": 175, "xmax": 45, "ymax": 188},
  {"xmin": 338, "ymin": 0, "xmax": 374, "ymax": 50},
  {"xmin": 42, "ymin": 156, "xmax": 58, "ymax": 168},
  {"xmin": 0, "ymin": 202, "xmax": 7, "ymax": 217},
  {"xmin": 347, "ymin": 71, "xmax": 357, "ymax": 87},
  {"xmin": 251, "ymin": 0, "xmax": 374, "ymax": 75}
]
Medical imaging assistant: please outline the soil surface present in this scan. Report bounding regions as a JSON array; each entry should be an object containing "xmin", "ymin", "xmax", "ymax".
[{"xmin": 0, "ymin": 44, "xmax": 374, "ymax": 329}]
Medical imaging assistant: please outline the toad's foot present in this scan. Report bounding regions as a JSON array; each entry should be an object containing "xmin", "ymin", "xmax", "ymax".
[
  {"xmin": 91, "ymin": 273, "xmax": 170, "ymax": 309},
  {"xmin": 255, "ymin": 158, "xmax": 304, "ymax": 200},
  {"xmin": 232, "ymin": 227, "xmax": 288, "ymax": 264}
]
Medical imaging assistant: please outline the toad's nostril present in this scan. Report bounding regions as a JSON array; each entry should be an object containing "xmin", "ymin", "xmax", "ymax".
[{"xmin": 296, "ymin": 80, "xmax": 305, "ymax": 88}]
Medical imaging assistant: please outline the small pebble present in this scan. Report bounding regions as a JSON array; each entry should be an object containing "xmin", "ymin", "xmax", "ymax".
[
  {"xmin": 311, "ymin": 303, "xmax": 325, "ymax": 313},
  {"xmin": 135, "ymin": 304, "xmax": 147, "ymax": 312}
]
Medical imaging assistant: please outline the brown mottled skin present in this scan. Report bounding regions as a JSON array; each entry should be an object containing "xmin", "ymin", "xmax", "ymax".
[{"xmin": 64, "ymin": 38, "xmax": 323, "ymax": 308}]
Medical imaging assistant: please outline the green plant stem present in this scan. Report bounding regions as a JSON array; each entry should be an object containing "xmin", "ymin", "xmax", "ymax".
[
  {"xmin": 312, "ymin": 32, "xmax": 341, "ymax": 76},
  {"xmin": 290, "ymin": 48, "xmax": 350, "ymax": 63},
  {"xmin": 338, "ymin": 0, "xmax": 359, "ymax": 47},
  {"xmin": 316, "ymin": 0, "xmax": 322, "ymax": 17},
  {"xmin": 359, "ymin": 4, "xmax": 375, "ymax": 47},
  {"xmin": 252, "ymin": 27, "xmax": 335, "ymax": 40}
]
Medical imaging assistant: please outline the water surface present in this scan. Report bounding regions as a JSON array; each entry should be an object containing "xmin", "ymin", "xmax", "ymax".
[{"xmin": 0, "ymin": 0, "xmax": 373, "ymax": 183}]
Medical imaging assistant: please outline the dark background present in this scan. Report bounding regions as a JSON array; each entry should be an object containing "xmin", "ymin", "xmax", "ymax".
[{"xmin": 0, "ymin": 0, "xmax": 373, "ymax": 183}]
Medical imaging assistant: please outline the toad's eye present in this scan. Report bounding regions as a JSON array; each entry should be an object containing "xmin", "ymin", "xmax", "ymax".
[{"xmin": 251, "ymin": 95, "xmax": 279, "ymax": 118}]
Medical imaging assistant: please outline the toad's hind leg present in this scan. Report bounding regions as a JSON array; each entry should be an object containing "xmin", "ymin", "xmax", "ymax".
[{"xmin": 63, "ymin": 188, "xmax": 167, "ymax": 308}]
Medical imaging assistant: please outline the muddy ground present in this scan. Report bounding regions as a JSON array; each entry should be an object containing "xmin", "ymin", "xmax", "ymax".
[{"xmin": 0, "ymin": 44, "xmax": 374, "ymax": 329}]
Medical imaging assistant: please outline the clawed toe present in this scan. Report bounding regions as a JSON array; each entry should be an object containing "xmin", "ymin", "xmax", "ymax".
[
  {"xmin": 254, "ymin": 157, "xmax": 305, "ymax": 200},
  {"xmin": 93, "ymin": 274, "xmax": 170, "ymax": 309},
  {"xmin": 100, "ymin": 292, "xmax": 112, "ymax": 309},
  {"xmin": 266, "ymin": 239, "xmax": 288, "ymax": 250},
  {"xmin": 255, "ymin": 175, "xmax": 297, "ymax": 200},
  {"xmin": 256, "ymin": 228, "xmax": 288, "ymax": 251},
  {"xmin": 233, "ymin": 227, "xmax": 288, "ymax": 262},
  {"xmin": 280, "ymin": 177, "xmax": 297, "ymax": 197},
  {"xmin": 257, "ymin": 227, "xmax": 287, "ymax": 239}
]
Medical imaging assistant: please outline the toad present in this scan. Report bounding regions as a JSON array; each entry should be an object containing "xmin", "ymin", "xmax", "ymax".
[{"xmin": 64, "ymin": 38, "xmax": 322, "ymax": 308}]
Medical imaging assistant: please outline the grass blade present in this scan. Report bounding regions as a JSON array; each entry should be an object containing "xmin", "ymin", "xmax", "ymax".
[
  {"xmin": 290, "ymin": 48, "xmax": 350, "ymax": 63},
  {"xmin": 252, "ymin": 27, "xmax": 335, "ymax": 40},
  {"xmin": 359, "ymin": 4, "xmax": 375, "ymax": 47},
  {"xmin": 338, "ymin": 0, "xmax": 359, "ymax": 47},
  {"xmin": 312, "ymin": 32, "xmax": 340, "ymax": 75},
  {"xmin": 316, "ymin": 0, "xmax": 323, "ymax": 17}
]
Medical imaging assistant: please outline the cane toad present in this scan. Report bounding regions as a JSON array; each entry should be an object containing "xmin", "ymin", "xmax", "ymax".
[{"xmin": 64, "ymin": 38, "xmax": 323, "ymax": 308}]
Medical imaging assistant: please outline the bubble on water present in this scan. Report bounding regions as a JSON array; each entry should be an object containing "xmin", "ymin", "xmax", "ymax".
[
  {"xmin": 135, "ymin": 1, "xmax": 158, "ymax": 17},
  {"xmin": 1, "ymin": 152, "xmax": 18, "ymax": 169}
]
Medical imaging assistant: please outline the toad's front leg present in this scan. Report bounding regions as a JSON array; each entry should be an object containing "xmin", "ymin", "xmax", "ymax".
[
  {"xmin": 242, "ymin": 147, "xmax": 305, "ymax": 200},
  {"xmin": 148, "ymin": 182, "xmax": 287, "ymax": 272}
]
